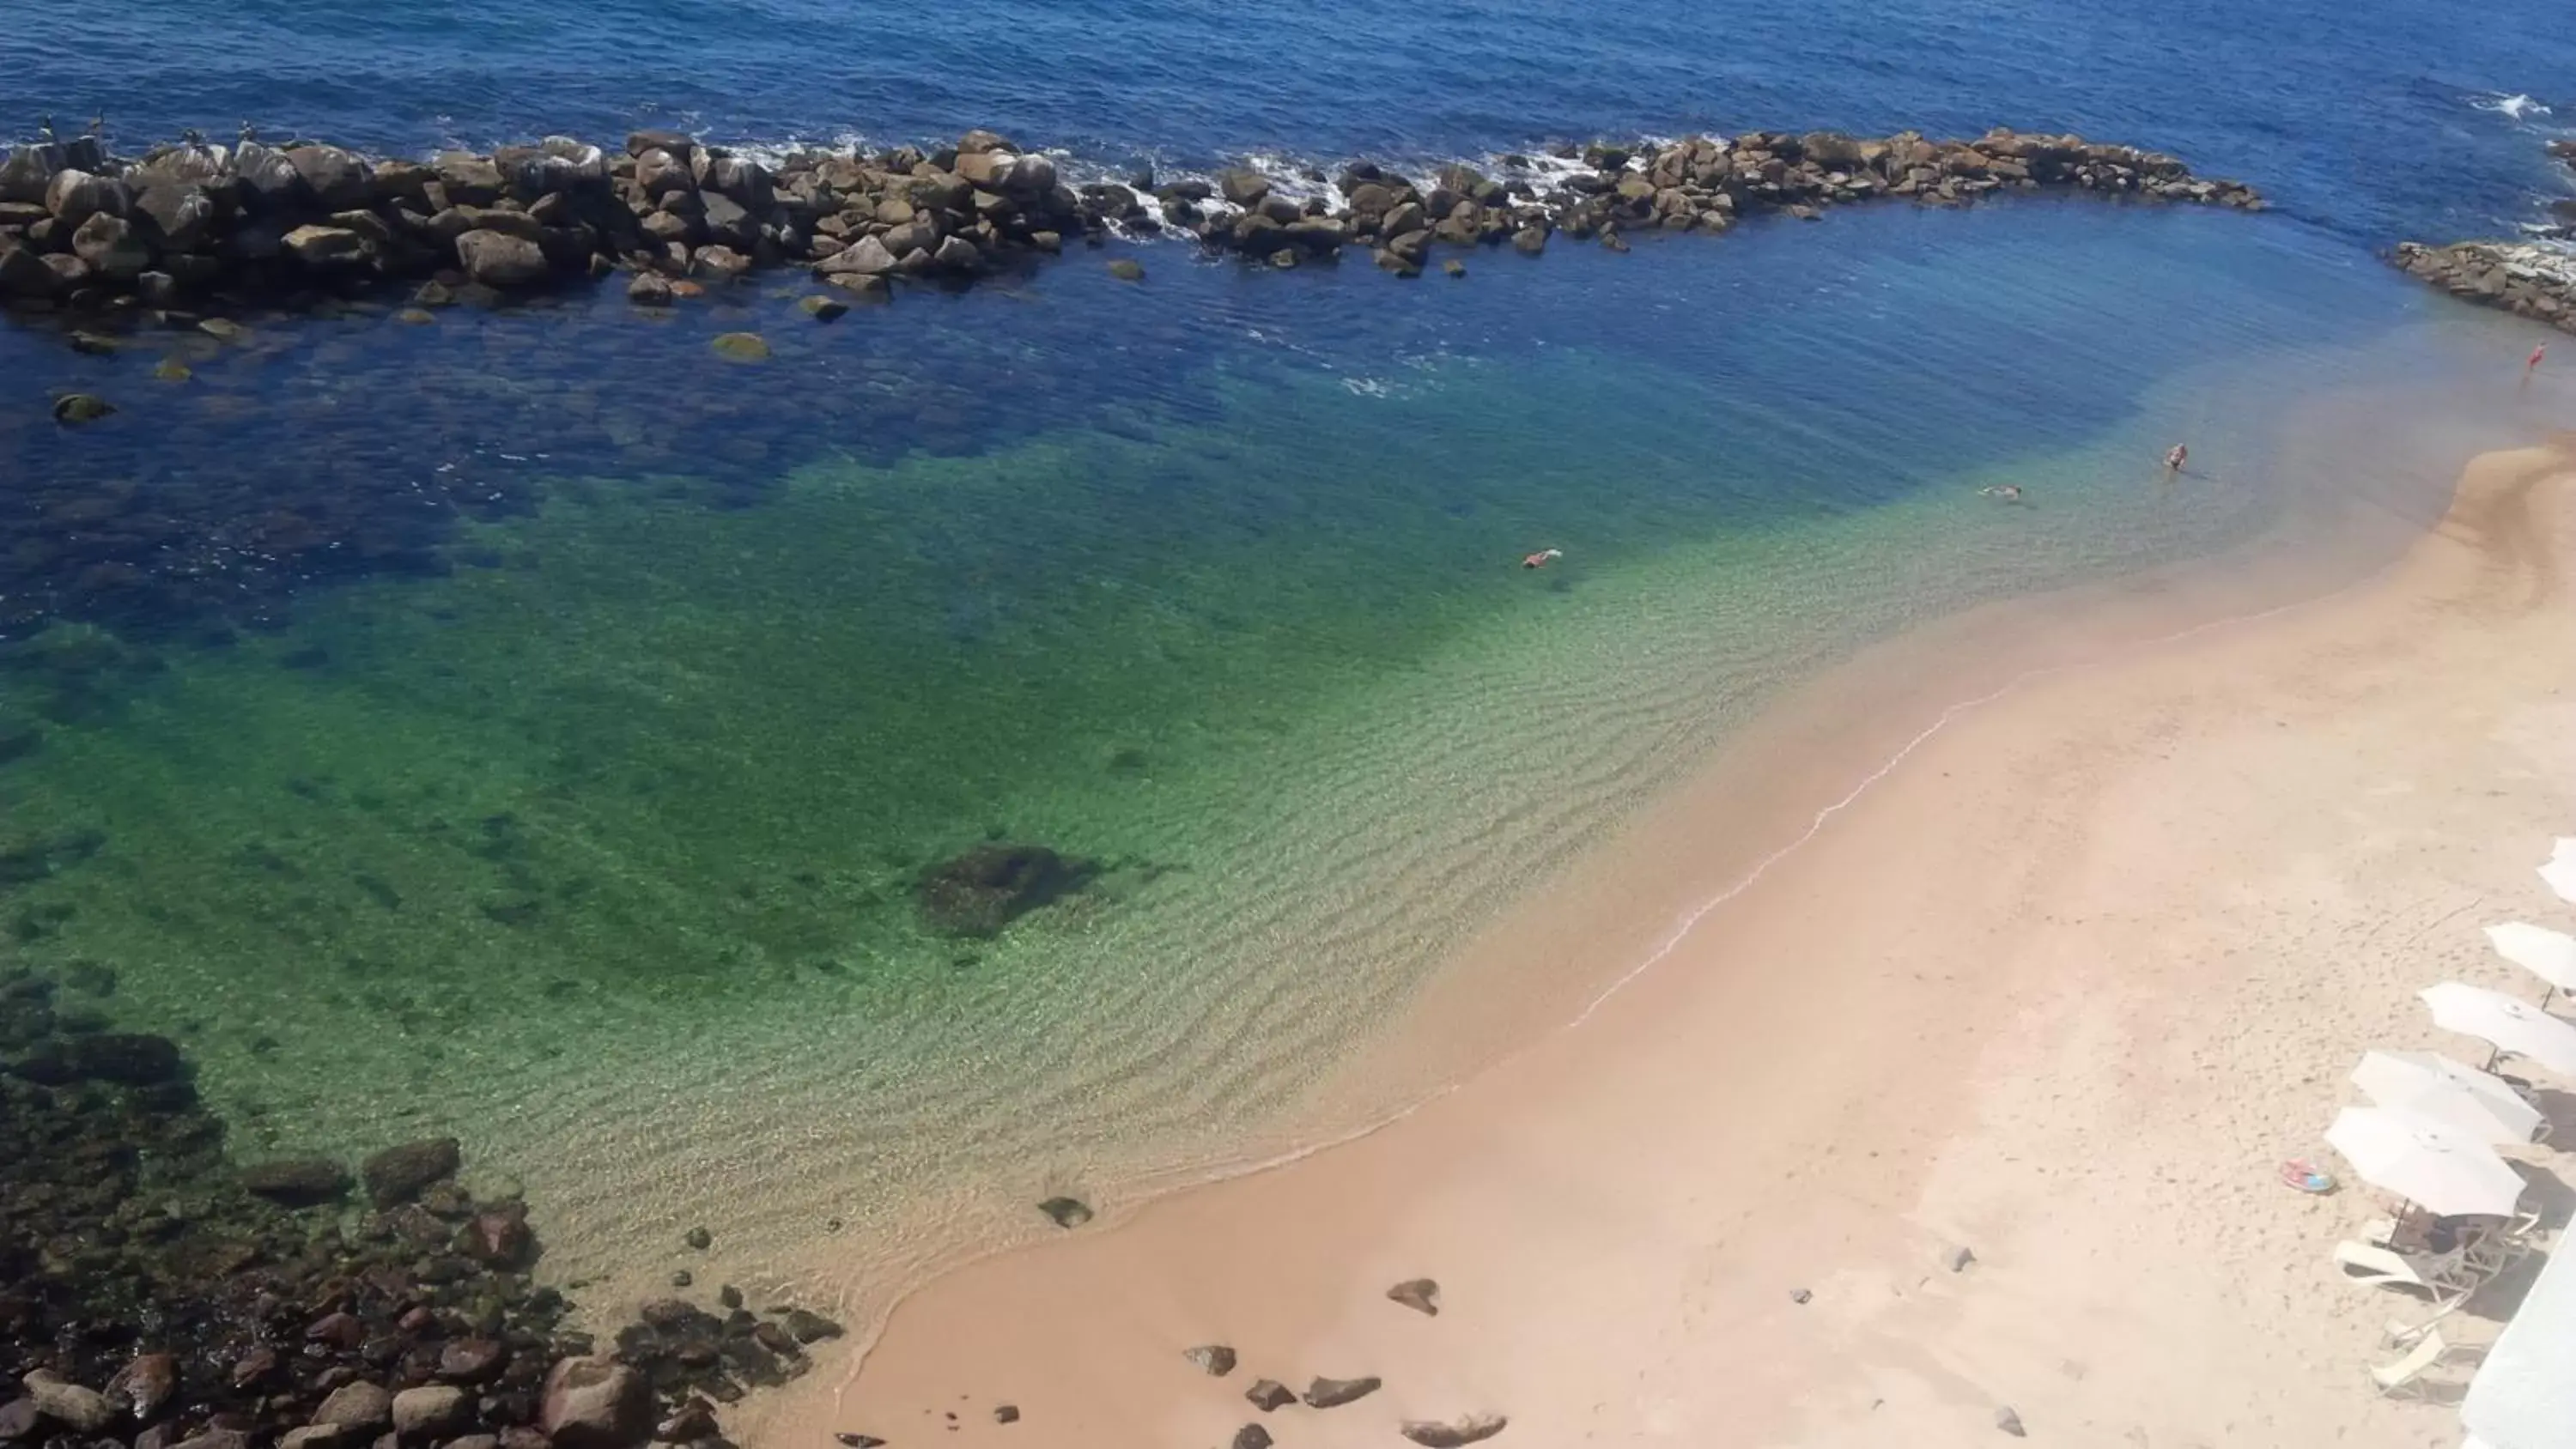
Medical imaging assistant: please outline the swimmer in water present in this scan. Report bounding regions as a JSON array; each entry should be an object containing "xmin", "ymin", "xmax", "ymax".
[
  {"xmin": 1978, "ymin": 484, "xmax": 2023, "ymax": 502},
  {"xmin": 2530, "ymin": 343, "xmax": 2549, "ymax": 374},
  {"xmin": 2165, "ymin": 444, "xmax": 2188, "ymax": 474},
  {"xmin": 1522, "ymin": 548, "xmax": 1564, "ymax": 569}
]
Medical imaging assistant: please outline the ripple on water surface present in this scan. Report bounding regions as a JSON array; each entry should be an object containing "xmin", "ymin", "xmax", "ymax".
[{"xmin": 0, "ymin": 203, "xmax": 2542, "ymax": 1307}]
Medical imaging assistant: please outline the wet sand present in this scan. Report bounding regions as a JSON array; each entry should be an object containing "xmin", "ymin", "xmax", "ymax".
[{"xmin": 743, "ymin": 434, "xmax": 2576, "ymax": 1448}]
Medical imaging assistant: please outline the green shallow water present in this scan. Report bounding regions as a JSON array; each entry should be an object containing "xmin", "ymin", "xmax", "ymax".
[{"xmin": 0, "ymin": 203, "xmax": 2556, "ymax": 1297}]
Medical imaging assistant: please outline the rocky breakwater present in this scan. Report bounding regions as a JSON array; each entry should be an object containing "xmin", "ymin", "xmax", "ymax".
[
  {"xmin": 0, "ymin": 960, "xmax": 843, "ymax": 1449},
  {"xmin": 0, "ymin": 127, "xmax": 1091, "ymax": 318},
  {"xmin": 0, "ymin": 123, "xmax": 2259, "ymax": 318},
  {"xmin": 2391, "ymin": 240, "xmax": 2576, "ymax": 335},
  {"xmin": 1151, "ymin": 128, "xmax": 2263, "ymax": 276}
]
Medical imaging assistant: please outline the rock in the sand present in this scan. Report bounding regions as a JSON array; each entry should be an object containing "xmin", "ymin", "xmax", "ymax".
[
  {"xmin": 1388, "ymin": 1277, "xmax": 1441, "ymax": 1315},
  {"xmin": 1108, "ymin": 258, "xmax": 1145, "ymax": 281},
  {"xmin": 311, "ymin": 1382, "xmax": 393, "ymax": 1432},
  {"xmin": 1945, "ymin": 1245, "xmax": 1976, "ymax": 1273},
  {"xmin": 457, "ymin": 229, "xmax": 550, "ymax": 287},
  {"xmin": 831, "ymin": 1436, "xmax": 884, "ymax": 1448},
  {"xmin": 392, "ymin": 1386, "xmax": 471, "ymax": 1441},
  {"xmin": 1244, "ymin": 1380, "xmax": 1295, "ymax": 1413},
  {"xmin": 992, "ymin": 1405, "xmax": 1019, "ymax": 1425},
  {"xmin": 1401, "ymin": 1414, "xmax": 1509, "ymax": 1448},
  {"xmin": 1038, "ymin": 1195, "xmax": 1094, "ymax": 1228},
  {"xmin": 539, "ymin": 1357, "xmax": 651, "ymax": 1449},
  {"xmin": 784, "ymin": 1308, "xmax": 845, "ymax": 1343},
  {"xmin": 103, "ymin": 1355, "xmax": 176, "ymax": 1422},
  {"xmin": 683, "ymin": 1225, "xmax": 713, "ymax": 1250},
  {"xmin": 1995, "ymin": 1407, "xmax": 2026, "ymax": 1438},
  {"xmin": 363, "ymin": 1137, "xmax": 460, "ymax": 1207},
  {"xmin": 21, "ymin": 1373, "xmax": 112, "ymax": 1434},
  {"xmin": 1230, "ymin": 1427, "xmax": 1273, "ymax": 1449},
  {"xmin": 1183, "ymin": 1345, "xmax": 1237, "ymax": 1377},
  {"xmin": 52, "ymin": 393, "xmax": 115, "ymax": 424},
  {"xmin": 799, "ymin": 294, "xmax": 848, "ymax": 320},
  {"xmin": 711, "ymin": 331, "xmax": 770, "ymax": 362},
  {"xmin": 239, "ymin": 1157, "xmax": 351, "ymax": 1206},
  {"xmin": 920, "ymin": 845, "xmax": 1098, "ymax": 937},
  {"xmin": 1303, "ymin": 1376, "xmax": 1381, "ymax": 1409},
  {"xmin": 1789, "ymin": 1288, "xmax": 1812, "ymax": 1305}
]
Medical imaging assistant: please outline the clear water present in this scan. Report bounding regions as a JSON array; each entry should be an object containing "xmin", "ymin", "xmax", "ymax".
[{"xmin": 3, "ymin": 0, "xmax": 2571, "ymax": 1320}]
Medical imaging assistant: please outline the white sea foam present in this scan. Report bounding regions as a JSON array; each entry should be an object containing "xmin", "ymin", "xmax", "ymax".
[{"xmin": 2471, "ymin": 92, "xmax": 2553, "ymax": 122}]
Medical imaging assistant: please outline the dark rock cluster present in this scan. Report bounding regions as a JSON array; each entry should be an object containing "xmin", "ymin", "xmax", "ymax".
[
  {"xmin": 0, "ymin": 124, "xmax": 2259, "ymax": 321},
  {"xmin": 0, "ymin": 962, "xmax": 842, "ymax": 1449},
  {"xmin": 2392, "ymin": 240, "xmax": 2576, "ymax": 335},
  {"xmin": 1163, "ymin": 128, "xmax": 2261, "ymax": 276}
]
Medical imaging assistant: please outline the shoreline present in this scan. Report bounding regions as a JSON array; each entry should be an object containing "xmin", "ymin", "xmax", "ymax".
[{"xmin": 750, "ymin": 424, "xmax": 2576, "ymax": 1447}]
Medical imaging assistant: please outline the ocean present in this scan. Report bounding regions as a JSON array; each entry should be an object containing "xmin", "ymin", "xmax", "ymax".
[{"xmin": 3, "ymin": 0, "xmax": 2573, "ymax": 1349}]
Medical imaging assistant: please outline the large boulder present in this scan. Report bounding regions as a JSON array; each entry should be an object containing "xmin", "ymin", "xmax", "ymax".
[
  {"xmin": 231, "ymin": 142, "xmax": 311, "ymax": 212},
  {"xmin": 915, "ymin": 844, "xmax": 1097, "ymax": 937},
  {"xmin": 361, "ymin": 1137, "xmax": 460, "ymax": 1207},
  {"xmin": 70, "ymin": 212, "xmax": 152, "ymax": 278},
  {"xmin": 634, "ymin": 149, "xmax": 692, "ymax": 200},
  {"xmin": 0, "ymin": 241, "xmax": 57, "ymax": 298},
  {"xmin": 932, "ymin": 233, "xmax": 981, "ymax": 273},
  {"xmin": 954, "ymin": 149, "xmax": 1016, "ymax": 188},
  {"xmin": 390, "ymin": 1385, "xmax": 471, "ymax": 1441},
  {"xmin": 20, "ymin": 1373, "xmax": 112, "ymax": 1433},
  {"xmin": 814, "ymin": 234, "xmax": 896, "ymax": 276},
  {"xmin": 45, "ymin": 169, "xmax": 124, "ymax": 227},
  {"xmin": 538, "ymin": 1358, "xmax": 650, "ymax": 1449},
  {"xmin": 698, "ymin": 191, "xmax": 753, "ymax": 247},
  {"xmin": 133, "ymin": 182, "xmax": 216, "ymax": 250},
  {"xmin": 285, "ymin": 145, "xmax": 373, "ymax": 211},
  {"xmin": 239, "ymin": 1157, "xmax": 352, "ymax": 1206},
  {"xmin": 0, "ymin": 142, "xmax": 63, "ymax": 203},
  {"xmin": 310, "ymin": 1383, "xmax": 392, "ymax": 1433},
  {"xmin": 8, "ymin": 1034, "xmax": 181, "ymax": 1085},
  {"xmin": 1218, "ymin": 167, "xmax": 1271, "ymax": 207},
  {"xmin": 454, "ymin": 228, "xmax": 550, "ymax": 286},
  {"xmin": 432, "ymin": 152, "xmax": 506, "ymax": 206},
  {"xmin": 282, "ymin": 224, "xmax": 371, "ymax": 267}
]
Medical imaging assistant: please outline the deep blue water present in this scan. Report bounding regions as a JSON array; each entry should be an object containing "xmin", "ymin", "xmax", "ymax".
[{"xmin": 4, "ymin": 0, "xmax": 2573, "ymax": 245}]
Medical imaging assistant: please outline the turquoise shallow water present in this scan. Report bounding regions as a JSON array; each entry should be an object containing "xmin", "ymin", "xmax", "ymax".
[{"xmin": 0, "ymin": 201, "xmax": 2557, "ymax": 1297}]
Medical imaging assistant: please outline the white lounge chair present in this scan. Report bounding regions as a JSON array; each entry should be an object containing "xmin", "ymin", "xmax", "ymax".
[
  {"xmin": 2368, "ymin": 1328, "xmax": 2461, "ymax": 1397},
  {"xmin": 2334, "ymin": 1240, "xmax": 2476, "ymax": 1307}
]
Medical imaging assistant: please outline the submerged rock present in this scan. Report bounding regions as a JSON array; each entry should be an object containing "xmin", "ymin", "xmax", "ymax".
[
  {"xmin": 918, "ymin": 844, "xmax": 1097, "ymax": 937},
  {"xmin": 711, "ymin": 331, "xmax": 770, "ymax": 362},
  {"xmin": 51, "ymin": 393, "xmax": 114, "ymax": 424},
  {"xmin": 1107, "ymin": 258, "xmax": 1145, "ymax": 281},
  {"xmin": 239, "ymin": 1156, "xmax": 352, "ymax": 1206},
  {"xmin": 539, "ymin": 1357, "xmax": 651, "ymax": 1449},
  {"xmin": 361, "ymin": 1135, "xmax": 461, "ymax": 1207},
  {"xmin": 1038, "ymin": 1195, "xmax": 1093, "ymax": 1228}
]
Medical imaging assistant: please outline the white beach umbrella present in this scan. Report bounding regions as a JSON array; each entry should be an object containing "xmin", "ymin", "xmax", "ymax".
[
  {"xmin": 2421, "ymin": 982, "xmax": 2576, "ymax": 1077},
  {"xmin": 2324, "ymin": 1106, "xmax": 2525, "ymax": 1218},
  {"xmin": 2486, "ymin": 921, "xmax": 2576, "ymax": 998},
  {"xmin": 2350, "ymin": 1050, "xmax": 2543, "ymax": 1145},
  {"xmin": 2543, "ymin": 852, "xmax": 2576, "ymax": 907}
]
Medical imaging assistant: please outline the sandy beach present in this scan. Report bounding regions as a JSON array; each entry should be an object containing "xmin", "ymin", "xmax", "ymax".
[{"xmin": 732, "ymin": 433, "xmax": 2576, "ymax": 1449}]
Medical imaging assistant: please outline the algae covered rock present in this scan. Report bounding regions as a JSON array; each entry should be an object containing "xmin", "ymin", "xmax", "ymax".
[
  {"xmin": 917, "ymin": 843, "xmax": 1096, "ymax": 936},
  {"xmin": 710, "ymin": 330, "xmax": 770, "ymax": 362}
]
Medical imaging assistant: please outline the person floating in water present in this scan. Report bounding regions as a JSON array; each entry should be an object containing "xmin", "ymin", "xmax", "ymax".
[
  {"xmin": 2165, "ymin": 444, "xmax": 2189, "ymax": 474},
  {"xmin": 1978, "ymin": 484, "xmax": 2023, "ymax": 502},
  {"xmin": 1522, "ymin": 547, "xmax": 1564, "ymax": 569},
  {"xmin": 2530, "ymin": 343, "xmax": 2548, "ymax": 374}
]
